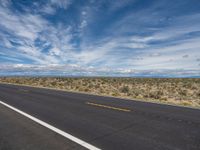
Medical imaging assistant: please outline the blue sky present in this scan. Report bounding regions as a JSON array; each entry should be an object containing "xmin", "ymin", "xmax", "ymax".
[{"xmin": 0, "ymin": 0, "xmax": 200, "ymax": 77}]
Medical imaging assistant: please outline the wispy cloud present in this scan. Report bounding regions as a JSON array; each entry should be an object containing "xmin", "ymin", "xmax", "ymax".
[
  {"xmin": 50, "ymin": 0, "xmax": 72, "ymax": 9},
  {"xmin": 0, "ymin": 0, "xmax": 200, "ymax": 77},
  {"xmin": 0, "ymin": 1, "xmax": 74, "ymax": 64}
]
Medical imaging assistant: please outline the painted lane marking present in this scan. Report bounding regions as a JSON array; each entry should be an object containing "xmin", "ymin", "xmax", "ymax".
[
  {"xmin": 0, "ymin": 100, "xmax": 101, "ymax": 150},
  {"xmin": 86, "ymin": 102, "xmax": 131, "ymax": 112},
  {"xmin": 18, "ymin": 89, "xmax": 29, "ymax": 92}
]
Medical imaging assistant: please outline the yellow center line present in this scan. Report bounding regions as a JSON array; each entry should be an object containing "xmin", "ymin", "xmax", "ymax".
[
  {"xmin": 18, "ymin": 89, "xmax": 29, "ymax": 92},
  {"xmin": 86, "ymin": 102, "xmax": 131, "ymax": 112}
]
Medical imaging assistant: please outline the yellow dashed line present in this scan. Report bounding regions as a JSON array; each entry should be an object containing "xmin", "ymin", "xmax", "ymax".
[
  {"xmin": 18, "ymin": 89, "xmax": 29, "ymax": 92},
  {"xmin": 86, "ymin": 102, "xmax": 131, "ymax": 112}
]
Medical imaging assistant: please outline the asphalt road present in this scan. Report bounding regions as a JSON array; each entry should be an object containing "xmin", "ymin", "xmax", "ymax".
[{"xmin": 0, "ymin": 83, "xmax": 200, "ymax": 150}]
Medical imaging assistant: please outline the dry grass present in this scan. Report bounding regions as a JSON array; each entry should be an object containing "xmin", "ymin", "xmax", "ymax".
[{"xmin": 0, "ymin": 77, "xmax": 200, "ymax": 108}]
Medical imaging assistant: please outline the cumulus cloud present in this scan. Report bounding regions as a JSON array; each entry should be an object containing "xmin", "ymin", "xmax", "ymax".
[{"xmin": 0, "ymin": 64, "xmax": 199, "ymax": 77}]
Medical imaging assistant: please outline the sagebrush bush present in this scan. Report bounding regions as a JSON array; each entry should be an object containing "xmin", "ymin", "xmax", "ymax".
[{"xmin": 0, "ymin": 77, "xmax": 200, "ymax": 107}]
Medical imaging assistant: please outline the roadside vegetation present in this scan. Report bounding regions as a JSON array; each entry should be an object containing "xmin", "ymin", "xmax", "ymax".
[{"xmin": 0, "ymin": 77, "xmax": 200, "ymax": 108}]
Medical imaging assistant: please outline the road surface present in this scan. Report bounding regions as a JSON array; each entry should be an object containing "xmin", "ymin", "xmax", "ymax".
[{"xmin": 0, "ymin": 83, "xmax": 200, "ymax": 150}]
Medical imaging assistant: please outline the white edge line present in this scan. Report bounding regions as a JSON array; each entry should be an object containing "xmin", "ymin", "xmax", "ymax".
[{"xmin": 0, "ymin": 100, "xmax": 101, "ymax": 150}]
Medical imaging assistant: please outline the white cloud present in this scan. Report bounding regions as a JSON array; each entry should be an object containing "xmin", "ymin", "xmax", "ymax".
[
  {"xmin": 50, "ymin": 0, "xmax": 72, "ymax": 9},
  {"xmin": 0, "ymin": 0, "xmax": 11, "ymax": 7},
  {"xmin": 0, "ymin": 63, "xmax": 199, "ymax": 77},
  {"xmin": 80, "ymin": 20, "xmax": 87, "ymax": 29},
  {"xmin": 0, "ymin": 1, "xmax": 200, "ymax": 77},
  {"xmin": 1, "ymin": 37, "xmax": 12, "ymax": 48},
  {"xmin": 40, "ymin": 4, "xmax": 56, "ymax": 14},
  {"xmin": 149, "ymin": 53, "xmax": 161, "ymax": 57},
  {"xmin": 0, "ymin": 2, "xmax": 74, "ymax": 65},
  {"xmin": 129, "ymin": 38, "xmax": 200, "ymax": 70},
  {"xmin": 81, "ymin": 11, "xmax": 87, "ymax": 15}
]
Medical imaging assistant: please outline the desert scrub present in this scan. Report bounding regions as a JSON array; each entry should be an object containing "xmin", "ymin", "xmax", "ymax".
[
  {"xmin": 120, "ymin": 86, "xmax": 130, "ymax": 93},
  {"xmin": 0, "ymin": 77, "xmax": 200, "ymax": 108}
]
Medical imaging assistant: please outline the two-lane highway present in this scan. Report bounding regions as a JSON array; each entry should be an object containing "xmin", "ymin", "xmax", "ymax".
[{"xmin": 0, "ymin": 83, "xmax": 200, "ymax": 150}]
